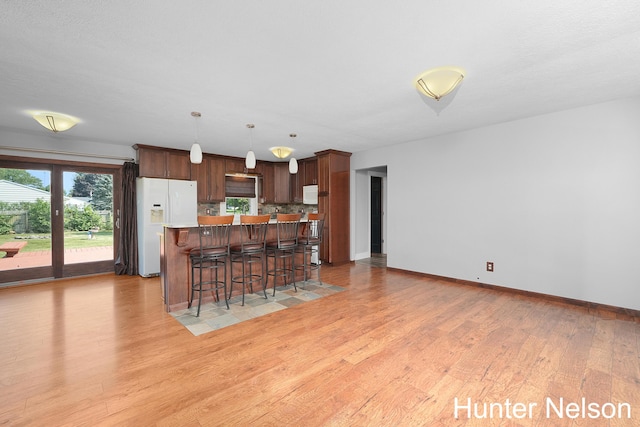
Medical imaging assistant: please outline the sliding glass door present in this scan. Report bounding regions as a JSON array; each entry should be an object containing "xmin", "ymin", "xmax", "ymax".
[{"xmin": 0, "ymin": 159, "xmax": 121, "ymax": 284}]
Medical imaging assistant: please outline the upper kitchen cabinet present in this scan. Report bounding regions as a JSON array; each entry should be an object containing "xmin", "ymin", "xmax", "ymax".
[
  {"xmin": 304, "ymin": 158, "xmax": 317, "ymax": 185},
  {"xmin": 191, "ymin": 155, "xmax": 225, "ymax": 202},
  {"xmin": 273, "ymin": 162, "xmax": 291, "ymax": 203},
  {"xmin": 256, "ymin": 161, "xmax": 275, "ymax": 203},
  {"xmin": 225, "ymin": 157, "xmax": 247, "ymax": 174},
  {"xmin": 317, "ymin": 154, "xmax": 330, "ymax": 194},
  {"xmin": 290, "ymin": 159, "xmax": 306, "ymax": 203},
  {"xmin": 135, "ymin": 145, "xmax": 191, "ymax": 180}
]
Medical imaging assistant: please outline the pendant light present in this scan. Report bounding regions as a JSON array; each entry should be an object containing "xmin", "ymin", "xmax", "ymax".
[
  {"xmin": 189, "ymin": 111, "xmax": 203, "ymax": 164},
  {"xmin": 288, "ymin": 133, "xmax": 298, "ymax": 174},
  {"xmin": 245, "ymin": 124, "xmax": 256, "ymax": 169}
]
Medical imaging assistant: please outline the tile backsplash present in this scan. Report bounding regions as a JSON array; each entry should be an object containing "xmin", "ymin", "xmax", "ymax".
[
  {"xmin": 197, "ymin": 202, "xmax": 317, "ymax": 217},
  {"xmin": 259, "ymin": 203, "xmax": 317, "ymax": 215}
]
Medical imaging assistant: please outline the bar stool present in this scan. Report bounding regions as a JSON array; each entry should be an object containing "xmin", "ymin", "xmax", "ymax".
[
  {"xmin": 266, "ymin": 213, "xmax": 301, "ymax": 296},
  {"xmin": 188, "ymin": 215, "xmax": 234, "ymax": 316},
  {"xmin": 229, "ymin": 214, "xmax": 271, "ymax": 306},
  {"xmin": 295, "ymin": 212, "xmax": 325, "ymax": 284}
]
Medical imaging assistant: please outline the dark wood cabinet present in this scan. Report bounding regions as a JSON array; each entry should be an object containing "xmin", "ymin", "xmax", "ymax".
[
  {"xmin": 317, "ymin": 154, "xmax": 330, "ymax": 194},
  {"xmin": 191, "ymin": 155, "xmax": 225, "ymax": 202},
  {"xmin": 273, "ymin": 162, "xmax": 291, "ymax": 203},
  {"xmin": 304, "ymin": 158, "xmax": 317, "ymax": 185},
  {"xmin": 135, "ymin": 145, "xmax": 191, "ymax": 180},
  {"xmin": 290, "ymin": 157, "xmax": 317, "ymax": 202},
  {"xmin": 290, "ymin": 160, "xmax": 305, "ymax": 203},
  {"xmin": 258, "ymin": 161, "xmax": 275, "ymax": 203},
  {"xmin": 315, "ymin": 150, "xmax": 351, "ymax": 265},
  {"xmin": 225, "ymin": 157, "xmax": 246, "ymax": 174}
]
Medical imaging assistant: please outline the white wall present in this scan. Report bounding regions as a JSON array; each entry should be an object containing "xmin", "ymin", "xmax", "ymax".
[{"xmin": 351, "ymin": 96, "xmax": 640, "ymax": 311}]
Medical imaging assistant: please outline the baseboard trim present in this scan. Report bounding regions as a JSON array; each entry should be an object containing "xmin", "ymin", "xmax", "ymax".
[{"xmin": 387, "ymin": 267, "xmax": 640, "ymax": 320}]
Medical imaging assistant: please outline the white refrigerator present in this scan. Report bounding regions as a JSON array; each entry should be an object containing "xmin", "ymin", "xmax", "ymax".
[{"xmin": 137, "ymin": 177, "xmax": 198, "ymax": 277}]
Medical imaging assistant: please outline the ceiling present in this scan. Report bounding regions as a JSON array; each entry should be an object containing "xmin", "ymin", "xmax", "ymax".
[{"xmin": 2, "ymin": 1, "xmax": 640, "ymax": 162}]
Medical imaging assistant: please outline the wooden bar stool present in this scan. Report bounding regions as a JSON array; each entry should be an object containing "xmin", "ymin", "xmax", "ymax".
[
  {"xmin": 188, "ymin": 215, "xmax": 234, "ymax": 316},
  {"xmin": 229, "ymin": 214, "xmax": 271, "ymax": 306},
  {"xmin": 266, "ymin": 213, "xmax": 301, "ymax": 296},
  {"xmin": 295, "ymin": 212, "xmax": 325, "ymax": 284}
]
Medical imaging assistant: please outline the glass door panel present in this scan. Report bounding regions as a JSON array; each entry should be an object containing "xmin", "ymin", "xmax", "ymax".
[
  {"xmin": 0, "ymin": 167, "xmax": 53, "ymax": 280},
  {"xmin": 62, "ymin": 171, "xmax": 114, "ymax": 265}
]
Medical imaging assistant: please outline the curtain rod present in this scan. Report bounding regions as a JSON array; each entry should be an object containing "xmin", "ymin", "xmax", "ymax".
[{"xmin": 0, "ymin": 146, "xmax": 134, "ymax": 162}]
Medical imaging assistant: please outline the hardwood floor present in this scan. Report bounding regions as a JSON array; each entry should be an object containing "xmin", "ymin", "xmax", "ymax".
[{"xmin": 1, "ymin": 263, "xmax": 638, "ymax": 426}]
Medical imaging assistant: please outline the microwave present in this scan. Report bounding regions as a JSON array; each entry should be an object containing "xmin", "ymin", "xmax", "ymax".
[{"xmin": 302, "ymin": 184, "xmax": 318, "ymax": 204}]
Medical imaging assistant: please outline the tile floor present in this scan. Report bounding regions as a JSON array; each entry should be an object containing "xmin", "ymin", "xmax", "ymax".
[
  {"xmin": 170, "ymin": 280, "xmax": 344, "ymax": 336},
  {"xmin": 355, "ymin": 253, "xmax": 387, "ymax": 268}
]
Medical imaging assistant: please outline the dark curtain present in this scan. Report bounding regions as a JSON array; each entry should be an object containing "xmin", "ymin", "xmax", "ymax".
[{"xmin": 115, "ymin": 162, "xmax": 139, "ymax": 275}]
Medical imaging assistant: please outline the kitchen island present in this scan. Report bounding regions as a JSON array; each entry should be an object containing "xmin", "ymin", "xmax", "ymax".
[{"xmin": 160, "ymin": 219, "xmax": 312, "ymax": 312}]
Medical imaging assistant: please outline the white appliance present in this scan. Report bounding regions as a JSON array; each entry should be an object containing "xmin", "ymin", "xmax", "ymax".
[
  {"xmin": 137, "ymin": 177, "xmax": 198, "ymax": 277},
  {"xmin": 303, "ymin": 184, "xmax": 318, "ymax": 204}
]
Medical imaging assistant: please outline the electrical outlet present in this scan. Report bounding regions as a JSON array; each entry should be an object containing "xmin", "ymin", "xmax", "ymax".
[
  {"xmin": 486, "ymin": 262, "xmax": 494, "ymax": 272},
  {"xmin": 206, "ymin": 208, "xmax": 210, "ymax": 215}
]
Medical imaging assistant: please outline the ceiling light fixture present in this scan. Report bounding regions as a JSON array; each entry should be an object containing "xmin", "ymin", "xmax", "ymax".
[
  {"xmin": 270, "ymin": 146, "xmax": 293, "ymax": 159},
  {"xmin": 288, "ymin": 134, "xmax": 298, "ymax": 174},
  {"xmin": 32, "ymin": 111, "xmax": 79, "ymax": 133},
  {"xmin": 245, "ymin": 124, "xmax": 256, "ymax": 169},
  {"xmin": 189, "ymin": 111, "xmax": 203, "ymax": 164},
  {"xmin": 414, "ymin": 66, "xmax": 466, "ymax": 101}
]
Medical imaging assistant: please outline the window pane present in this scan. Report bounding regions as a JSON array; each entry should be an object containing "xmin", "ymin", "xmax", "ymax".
[{"xmin": 225, "ymin": 198, "xmax": 251, "ymax": 214}]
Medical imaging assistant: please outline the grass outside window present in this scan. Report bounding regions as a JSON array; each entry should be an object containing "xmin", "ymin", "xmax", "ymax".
[{"xmin": 0, "ymin": 231, "xmax": 113, "ymax": 256}]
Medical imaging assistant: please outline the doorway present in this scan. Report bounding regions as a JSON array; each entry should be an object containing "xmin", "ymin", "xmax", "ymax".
[
  {"xmin": 371, "ymin": 176, "xmax": 382, "ymax": 254},
  {"xmin": 0, "ymin": 159, "xmax": 121, "ymax": 284}
]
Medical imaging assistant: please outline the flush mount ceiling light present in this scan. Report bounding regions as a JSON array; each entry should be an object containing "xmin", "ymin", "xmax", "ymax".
[
  {"xmin": 270, "ymin": 146, "xmax": 293, "ymax": 159},
  {"xmin": 288, "ymin": 134, "xmax": 298, "ymax": 174},
  {"xmin": 189, "ymin": 111, "xmax": 202, "ymax": 164},
  {"xmin": 32, "ymin": 111, "xmax": 79, "ymax": 132},
  {"xmin": 414, "ymin": 66, "xmax": 466, "ymax": 101},
  {"xmin": 245, "ymin": 124, "xmax": 256, "ymax": 169}
]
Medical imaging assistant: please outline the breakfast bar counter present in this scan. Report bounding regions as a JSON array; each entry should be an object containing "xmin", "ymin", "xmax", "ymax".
[{"xmin": 160, "ymin": 221, "xmax": 310, "ymax": 312}]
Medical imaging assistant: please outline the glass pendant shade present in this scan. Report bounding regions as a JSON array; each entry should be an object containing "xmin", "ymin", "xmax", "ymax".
[
  {"xmin": 190, "ymin": 143, "xmax": 203, "ymax": 164},
  {"xmin": 289, "ymin": 157, "xmax": 298, "ymax": 174},
  {"xmin": 245, "ymin": 150, "xmax": 256, "ymax": 169},
  {"xmin": 245, "ymin": 124, "xmax": 256, "ymax": 168},
  {"xmin": 189, "ymin": 111, "xmax": 203, "ymax": 164}
]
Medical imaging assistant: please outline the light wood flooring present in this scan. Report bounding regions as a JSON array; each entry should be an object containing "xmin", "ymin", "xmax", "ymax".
[{"xmin": 1, "ymin": 263, "xmax": 639, "ymax": 426}]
